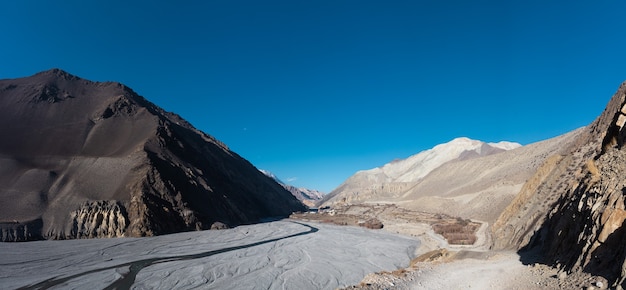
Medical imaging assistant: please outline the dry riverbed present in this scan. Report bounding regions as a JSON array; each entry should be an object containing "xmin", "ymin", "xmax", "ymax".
[
  {"xmin": 0, "ymin": 220, "xmax": 418, "ymax": 289},
  {"xmin": 1, "ymin": 203, "xmax": 610, "ymax": 289}
]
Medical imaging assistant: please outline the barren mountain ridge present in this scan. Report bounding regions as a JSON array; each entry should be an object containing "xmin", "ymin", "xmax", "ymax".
[{"xmin": 0, "ymin": 69, "xmax": 306, "ymax": 241}]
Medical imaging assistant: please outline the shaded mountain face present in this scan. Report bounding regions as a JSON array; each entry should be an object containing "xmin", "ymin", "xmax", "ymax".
[
  {"xmin": 0, "ymin": 69, "xmax": 306, "ymax": 241},
  {"xmin": 260, "ymin": 170, "xmax": 324, "ymax": 208},
  {"xmin": 491, "ymin": 82, "xmax": 626, "ymax": 288}
]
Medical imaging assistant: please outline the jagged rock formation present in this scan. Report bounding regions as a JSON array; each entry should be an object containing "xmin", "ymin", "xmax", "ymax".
[
  {"xmin": 0, "ymin": 219, "xmax": 43, "ymax": 242},
  {"xmin": 260, "ymin": 170, "xmax": 324, "ymax": 207},
  {"xmin": 67, "ymin": 201, "xmax": 128, "ymax": 239},
  {"xmin": 0, "ymin": 69, "xmax": 306, "ymax": 241},
  {"xmin": 492, "ymin": 82, "xmax": 626, "ymax": 288},
  {"xmin": 319, "ymin": 137, "xmax": 585, "ymax": 223}
]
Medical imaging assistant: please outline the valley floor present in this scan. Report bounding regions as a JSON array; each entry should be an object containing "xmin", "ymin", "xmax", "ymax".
[
  {"xmin": 0, "ymin": 220, "xmax": 418, "ymax": 289},
  {"xmin": 0, "ymin": 218, "xmax": 607, "ymax": 290},
  {"xmin": 346, "ymin": 213, "xmax": 609, "ymax": 290},
  {"xmin": 352, "ymin": 250, "xmax": 609, "ymax": 290}
]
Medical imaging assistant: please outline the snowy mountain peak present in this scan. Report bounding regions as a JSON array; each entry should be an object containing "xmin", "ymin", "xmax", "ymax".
[
  {"xmin": 488, "ymin": 141, "xmax": 522, "ymax": 151},
  {"xmin": 430, "ymin": 137, "xmax": 483, "ymax": 154},
  {"xmin": 445, "ymin": 137, "xmax": 483, "ymax": 146},
  {"xmin": 348, "ymin": 137, "xmax": 522, "ymax": 185},
  {"xmin": 318, "ymin": 136, "xmax": 523, "ymax": 207},
  {"xmin": 259, "ymin": 169, "xmax": 282, "ymax": 183}
]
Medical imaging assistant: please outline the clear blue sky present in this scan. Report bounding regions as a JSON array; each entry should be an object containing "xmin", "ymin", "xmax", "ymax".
[{"xmin": 1, "ymin": 1, "xmax": 625, "ymax": 192}]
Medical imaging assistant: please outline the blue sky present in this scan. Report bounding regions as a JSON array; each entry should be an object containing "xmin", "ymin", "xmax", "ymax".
[{"xmin": 1, "ymin": 1, "xmax": 625, "ymax": 192}]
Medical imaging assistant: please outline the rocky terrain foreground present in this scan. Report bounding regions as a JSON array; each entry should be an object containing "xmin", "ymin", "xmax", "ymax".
[{"xmin": 0, "ymin": 69, "xmax": 305, "ymax": 241}]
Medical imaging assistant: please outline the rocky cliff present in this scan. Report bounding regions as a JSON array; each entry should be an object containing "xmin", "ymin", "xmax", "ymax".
[
  {"xmin": 0, "ymin": 69, "xmax": 306, "ymax": 241},
  {"xmin": 492, "ymin": 81, "xmax": 626, "ymax": 288}
]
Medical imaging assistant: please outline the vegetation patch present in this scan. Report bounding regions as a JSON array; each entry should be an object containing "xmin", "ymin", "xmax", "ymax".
[{"xmin": 432, "ymin": 218, "xmax": 480, "ymax": 245}]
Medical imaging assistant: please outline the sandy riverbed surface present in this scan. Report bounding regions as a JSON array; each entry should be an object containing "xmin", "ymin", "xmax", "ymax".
[
  {"xmin": 1, "ymin": 218, "xmax": 607, "ymax": 290},
  {"xmin": 0, "ymin": 220, "xmax": 419, "ymax": 289}
]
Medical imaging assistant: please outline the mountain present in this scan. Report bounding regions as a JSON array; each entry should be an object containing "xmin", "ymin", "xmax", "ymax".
[
  {"xmin": 320, "ymin": 138, "xmax": 519, "ymax": 203},
  {"xmin": 319, "ymin": 131, "xmax": 594, "ymax": 225},
  {"xmin": 318, "ymin": 138, "xmax": 553, "ymax": 222},
  {"xmin": 0, "ymin": 69, "xmax": 306, "ymax": 241},
  {"xmin": 492, "ymin": 81, "xmax": 626, "ymax": 288},
  {"xmin": 260, "ymin": 170, "xmax": 324, "ymax": 207}
]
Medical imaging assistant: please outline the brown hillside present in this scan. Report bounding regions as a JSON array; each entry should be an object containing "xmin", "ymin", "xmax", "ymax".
[{"xmin": 0, "ymin": 69, "xmax": 305, "ymax": 241}]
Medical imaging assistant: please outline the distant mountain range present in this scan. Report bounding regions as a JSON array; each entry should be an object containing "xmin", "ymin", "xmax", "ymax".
[
  {"xmin": 260, "ymin": 170, "xmax": 324, "ymax": 207},
  {"xmin": 0, "ymin": 69, "xmax": 306, "ymax": 241}
]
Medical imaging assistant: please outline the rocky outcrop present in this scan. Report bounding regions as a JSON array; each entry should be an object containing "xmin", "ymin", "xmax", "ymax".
[
  {"xmin": 492, "ymin": 81, "xmax": 626, "ymax": 288},
  {"xmin": 0, "ymin": 219, "xmax": 43, "ymax": 242},
  {"xmin": 210, "ymin": 221, "xmax": 229, "ymax": 230},
  {"xmin": 67, "ymin": 201, "xmax": 128, "ymax": 239},
  {"xmin": 0, "ymin": 69, "xmax": 306, "ymax": 241}
]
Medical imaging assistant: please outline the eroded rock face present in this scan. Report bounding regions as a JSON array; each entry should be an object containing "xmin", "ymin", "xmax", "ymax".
[
  {"xmin": 492, "ymin": 81, "xmax": 626, "ymax": 288},
  {"xmin": 67, "ymin": 201, "xmax": 128, "ymax": 239},
  {"xmin": 210, "ymin": 221, "xmax": 229, "ymax": 230},
  {"xmin": 0, "ymin": 219, "xmax": 43, "ymax": 242},
  {"xmin": 0, "ymin": 69, "xmax": 306, "ymax": 241}
]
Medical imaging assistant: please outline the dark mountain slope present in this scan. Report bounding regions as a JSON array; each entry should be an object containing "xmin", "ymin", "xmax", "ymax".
[{"xmin": 0, "ymin": 69, "xmax": 305, "ymax": 241}]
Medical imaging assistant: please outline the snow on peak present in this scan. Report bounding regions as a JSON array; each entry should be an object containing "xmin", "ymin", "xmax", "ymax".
[
  {"xmin": 259, "ymin": 169, "xmax": 279, "ymax": 181},
  {"xmin": 488, "ymin": 141, "xmax": 522, "ymax": 151},
  {"xmin": 359, "ymin": 137, "xmax": 520, "ymax": 183},
  {"xmin": 432, "ymin": 137, "xmax": 483, "ymax": 151}
]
